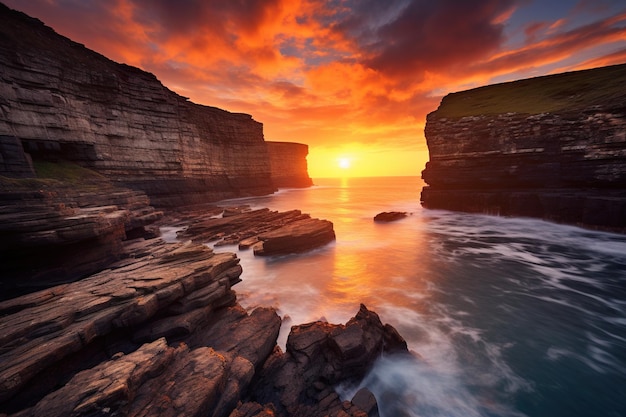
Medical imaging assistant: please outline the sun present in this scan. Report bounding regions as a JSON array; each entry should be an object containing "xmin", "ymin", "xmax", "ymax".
[{"xmin": 338, "ymin": 157, "xmax": 351, "ymax": 169}]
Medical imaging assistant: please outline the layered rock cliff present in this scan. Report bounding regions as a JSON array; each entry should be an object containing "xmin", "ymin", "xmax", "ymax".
[
  {"xmin": 0, "ymin": 4, "xmax": 284, "ymax": 207},
  {"xmin": 421, "ymin": 63, "xmax": 626, "ymax": 232},
  {"xmin": 266, "ymin": 141, "xmax": 313, "ymax": 188}
]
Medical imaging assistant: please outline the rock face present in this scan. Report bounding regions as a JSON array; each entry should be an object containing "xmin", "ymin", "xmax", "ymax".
[
  {"xmin": 0, "ymin": 233, "xmax": 407, "ymax": 416},
  {"xmin": 266, "ymin": 141, "xmax": 314, "ymax": 188},
  {"xmin": 0, "ymin": 4, "xmax": 306, "ymax": 207},
  {"xmin": 421, "ymin": 64, "xmax": 626, "ymax": 232},
  {"xmin": 0, "ymin": 177, "xmax": 162, "ymax": 300},
  {"xmin": 0, "ymin": 238, "xmax": 272, "ymax": 416},
  {"xmin": 239, "ymin": 304, "xmax": 408, "ymax": 417}
]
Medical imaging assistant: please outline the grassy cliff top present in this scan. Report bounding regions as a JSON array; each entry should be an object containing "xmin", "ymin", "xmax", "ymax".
[{"xmin": 432, "ymin": 63, "xmax": 626, "ymax": 119}]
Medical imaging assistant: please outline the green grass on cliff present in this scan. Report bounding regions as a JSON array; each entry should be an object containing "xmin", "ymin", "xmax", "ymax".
[
  {"xmin": 433, "ymin": 63, "xmax": 626, "ymax": 118},
  {"xmin": 33, "ymin": 160, "xmax": 105, "ymax": 183},
  {"xmin": 0, "ymin": 160, "xmax": 106, "ymax": 190}
]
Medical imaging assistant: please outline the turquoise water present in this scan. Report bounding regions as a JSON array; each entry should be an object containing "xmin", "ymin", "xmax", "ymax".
[{"xmin": 209, "ymin": 176, "xmax": 626, "ymax": 417}]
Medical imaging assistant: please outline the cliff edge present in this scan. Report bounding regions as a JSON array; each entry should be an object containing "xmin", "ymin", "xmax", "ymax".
[
  {"xmin": 421, "ymin": 63, "xmax": 626, "ymax": 232},
  {"xmin": 0, "ymin": 4, "xmax": 311, "ymax": 207},
  {"xmin": 267, "ymin": 141, "xmax": 313, "ymax": 188}
]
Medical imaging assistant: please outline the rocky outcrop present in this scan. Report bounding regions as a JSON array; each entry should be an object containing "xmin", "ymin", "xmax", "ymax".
[
  {"xmin": 0, "ymin": 238, "xmax": 270, "ymax": 416},
  {"xmin": 0, "ymin": 232, "xmax": 408, "ymax": 416},
  {"xmin": 267, "ymin": 141, "xmax": 314, "ymax": 188},
  {"xmin": 373, "ymin": 211, "xmax": 408, "ymax": 222},
  {"xmin": 173, "ymin": 207, "xmax": 336, "ymax": 255},
  {"xmin": 239, "ymin": 304, "xmax": 407, "ymax": 417},
  {"xmin": 0, "ymin": 4, "xmax": 278, "ymax": 207},
  {"xmin": 421, "ymin": 63, "xmax": 626, "ymax": 232},
  {"xmin": 0, "ymin": 177, "xmax": 162, "ymax": 300}
]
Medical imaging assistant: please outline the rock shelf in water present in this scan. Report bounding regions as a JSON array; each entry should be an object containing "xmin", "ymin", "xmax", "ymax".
[{"xmin": 175, "ymin": 207, "xmax": 336, "ymax": 256}]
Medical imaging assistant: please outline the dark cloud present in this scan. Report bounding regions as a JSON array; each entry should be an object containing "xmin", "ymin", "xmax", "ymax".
[
  {"xmin": 128, "ymin": 0, "xmax": 284, "ymax": 40},
  {"xmin": 327, "ymin": 0, "xmax": 519, "ymax": 77}
]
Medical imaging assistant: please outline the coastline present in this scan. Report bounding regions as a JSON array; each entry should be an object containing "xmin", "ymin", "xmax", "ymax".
[{"xmin": 0, "ymin": 204, "xmax": 411, "ymax": 417}]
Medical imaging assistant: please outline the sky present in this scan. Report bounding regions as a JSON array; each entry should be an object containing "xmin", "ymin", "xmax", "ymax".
[{"xmin": 4, "ymin": 0, "xmax": 626, "ymax": 178}]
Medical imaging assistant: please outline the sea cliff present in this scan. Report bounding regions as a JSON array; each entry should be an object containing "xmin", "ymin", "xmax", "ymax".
[
  {"xmin": 0, "ymin": 4, "xmax": 309, "ymax": 207},
  {"xmin": 421, "ymin": 63, "xmax": 626, "ymax": 232},
  {"xmin": 267, "ymin": 141, "xmax": 313, "ymax": 188}
]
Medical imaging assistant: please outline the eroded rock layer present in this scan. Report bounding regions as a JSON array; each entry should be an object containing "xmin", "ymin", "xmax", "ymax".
[
  {"xmin": 421, "ymin": 64, "xmax": 626, "ymax": 232},
  {"xmin": 0, "ymin": 178, "xmax": 162, "ymax": 299},
  {"xmin": 267, "ymin": 141, "xmax": 314, "ymax": 188},
  {"xmin": 0, "ymin": 234, "xmax": 408, "ymax": 416},
  {"xmin": 0, "ymin": 4, "xmax": 276, "ymax": 206}
]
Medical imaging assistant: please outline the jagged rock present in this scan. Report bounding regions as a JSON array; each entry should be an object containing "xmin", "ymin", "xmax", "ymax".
[
  {"xmin": 240, "ymin": 304, "xmax": 408, "ymax": 417},
  {"xmin": 373, "ymin": 211, "xmax": 407, "ymax": 222},
  {"xmin": 0, "ymin": 244, "xmax": 409, "ymax": 417},
  {"xmin": 266, "ymin": 141, "xmax": 314, "ymax": 188},
  {"xmin": 421, "ymin": 63, "xmax": 626, "ymax": 232}
]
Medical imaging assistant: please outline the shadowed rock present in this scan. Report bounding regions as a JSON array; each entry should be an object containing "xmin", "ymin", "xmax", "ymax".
[
  {"xmin": 373, "ymin": 211, "xmax": 408, "ymax": 222},
  {"xmin": 0, "ymin": 180, "xmax": 162, "ymax": 299},
  {"xmin": 237, "ymin": 304, "xmax": 408, "ymax": 417}
]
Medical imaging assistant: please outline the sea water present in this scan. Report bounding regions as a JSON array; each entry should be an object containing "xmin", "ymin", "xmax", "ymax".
[{"xmin": 195, "ymin": 176, "xmax": 626, "ymax": 417}]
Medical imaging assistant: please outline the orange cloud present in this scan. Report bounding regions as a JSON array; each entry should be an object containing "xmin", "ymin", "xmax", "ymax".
[{"xmin": 3, "ymin": 0, "xmax": 626, "ymax": 178}]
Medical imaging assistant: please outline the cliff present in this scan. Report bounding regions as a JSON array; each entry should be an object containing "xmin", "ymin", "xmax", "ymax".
[
  {"xmin": 0, "ymin": 3, "xmax": 280, "ymax": 207},
  {"xmin": 421, "ymin": 63, "xmax": 626, "ymax": 232},
  {"xmin": 266, "ymin": 141, "xmax": 313, "ymax": 187}
]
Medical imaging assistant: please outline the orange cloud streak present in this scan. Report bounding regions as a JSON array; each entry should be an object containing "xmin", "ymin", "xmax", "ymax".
[{"xmin": 3, "ymin": 0, "xmax": 626, "ymax": 178}]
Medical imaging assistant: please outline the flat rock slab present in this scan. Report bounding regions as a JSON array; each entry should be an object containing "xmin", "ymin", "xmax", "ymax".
[
  {"xmin": 172, "ymin": 208, "xmax": 336, "ymax": 256},
  {"xmin": 0, "ymin": 238, "xmax": 242, "ymax": 406},
  {"xmin": 254, "ymin": 217, "xmax": 336, "ymax": 256},
  {"xmin": 373, "ymin": 211, "xmax": 408, "ymax": 222}
]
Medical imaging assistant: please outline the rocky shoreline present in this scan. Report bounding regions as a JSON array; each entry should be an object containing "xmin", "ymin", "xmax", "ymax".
[{"xmin": 0, "ymin": 199, "xmax": 408, "ymax": 417}]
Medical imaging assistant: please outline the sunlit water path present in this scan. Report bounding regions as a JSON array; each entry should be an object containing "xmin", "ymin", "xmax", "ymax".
[{"xmin": 172, "ymin": 176, "xmax": 626, "ymax": 417}]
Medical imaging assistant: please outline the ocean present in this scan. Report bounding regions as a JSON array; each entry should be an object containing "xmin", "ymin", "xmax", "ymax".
[{"xmin": 179, "ymin": 176, "xmax": 626, "ymax": 417}]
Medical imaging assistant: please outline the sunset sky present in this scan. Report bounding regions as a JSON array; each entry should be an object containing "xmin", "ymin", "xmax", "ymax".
[{"xmin": 5, "ymin": 0, "xmax": 626, "ymax": 178}]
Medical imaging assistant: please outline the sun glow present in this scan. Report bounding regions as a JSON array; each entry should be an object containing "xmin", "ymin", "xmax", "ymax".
[{"xmin": 308, "ymin": 144, "xmax": 426, "ymax": 179}]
